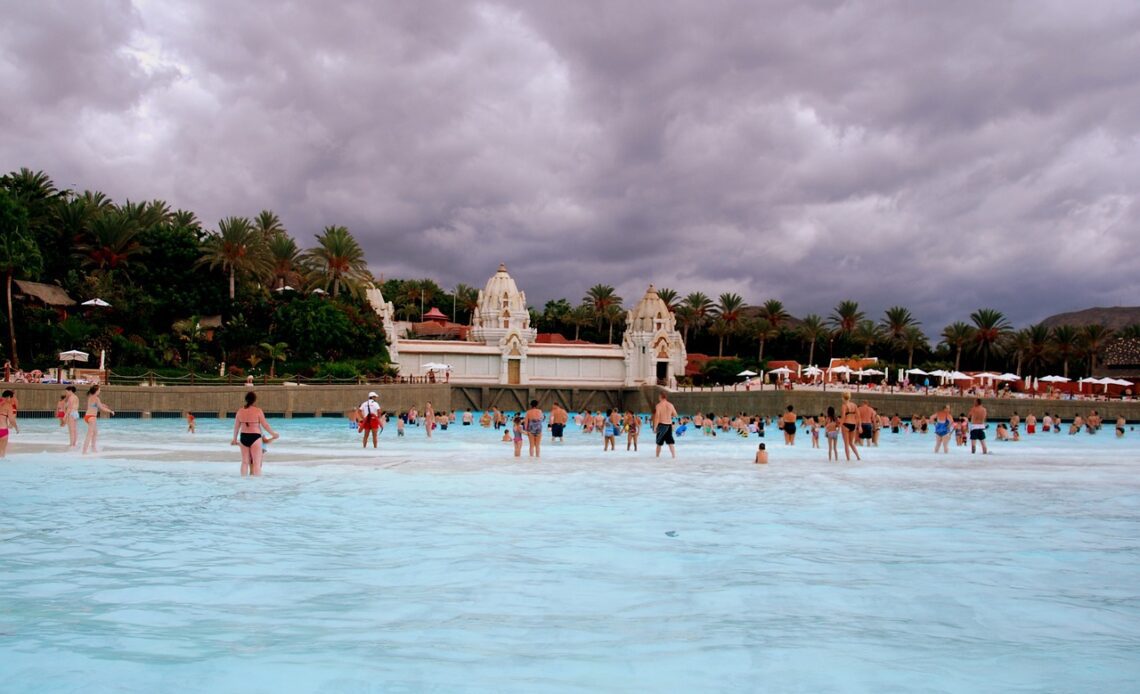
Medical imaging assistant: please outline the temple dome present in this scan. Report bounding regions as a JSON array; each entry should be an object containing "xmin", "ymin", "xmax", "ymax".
[
  {"xmin": 471, "ymin": 263, "xmax": 534, "ymax": 343},
  {"xmin": 626, "ymin": 284, "xmax": 676, "ymax": 333}
]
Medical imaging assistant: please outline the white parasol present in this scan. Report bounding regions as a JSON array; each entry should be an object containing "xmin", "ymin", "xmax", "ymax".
[
  {"xmin": 59, "ymin": 349, "xmax": 89, "ymax": 362},
  {"xmin": 802, "ymin": 366, "xmax": 824, "ymax": 376},
  {"xmin": 1039, "ymin": 375, "xmax": 1070, "ymax": 383},
  {"xmin": 768, "ymin": 367, "xmax": 792, "ymax": 375},
  {"xmin": 736, "ymin": 369, "xmax": 758, "ymax": 377},
  {"xmin": 81, "ymin": 298, "xmax": 111, "ymax": 307},
  {"xmin": 995, "ymin": 373, "xmax": 1021, "ymax": 382},
  {"xmin": 906, "ymin": 368, "xmax": 929, "ymax": 376},
  {"xmin": 422, "ymin": 362, "xmax": 452, "ymax": 372}
]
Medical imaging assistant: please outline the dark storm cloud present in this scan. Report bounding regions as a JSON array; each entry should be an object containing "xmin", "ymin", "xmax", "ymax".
[{"xmin": 2, "ymin": 0, "xmax": 1138, "ymax": 332}]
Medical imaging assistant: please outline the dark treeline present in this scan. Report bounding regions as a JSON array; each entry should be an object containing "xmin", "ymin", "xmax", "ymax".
[
  {"xmin": 2, "ymin": 167, "xmax": 1134, "ymax": 383},
  {"xmin": 0, "ymin": 168, "xmax": 386, "ymax": 379}
]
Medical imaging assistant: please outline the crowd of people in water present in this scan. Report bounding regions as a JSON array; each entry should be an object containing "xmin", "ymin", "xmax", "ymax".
[{"xmin": 0, "ymin": 386, "xmax": 1130, "ymax": 475}]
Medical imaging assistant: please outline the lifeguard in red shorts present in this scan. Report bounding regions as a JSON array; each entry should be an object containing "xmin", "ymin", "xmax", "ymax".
[{"xmin": 359, "ymin": 391, "xmax": 382, "ymax": 448}]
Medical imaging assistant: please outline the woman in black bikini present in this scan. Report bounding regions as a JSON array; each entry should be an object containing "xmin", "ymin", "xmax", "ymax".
[
  {"xmin": 231, "ymin": 391, "xmax": 279, "ymax": 476},
  {"xmin": 839, "ymin": 391, "xmax": 861, "ymax": 461}
]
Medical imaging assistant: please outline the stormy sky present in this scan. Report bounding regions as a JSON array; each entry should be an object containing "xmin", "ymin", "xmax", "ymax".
[{"xmin": 3, "ymin": 0, "xmax": 1138, "ymax": 331}]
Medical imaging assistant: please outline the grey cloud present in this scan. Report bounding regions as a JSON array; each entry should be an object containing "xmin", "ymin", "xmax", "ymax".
[{"xmin": 2, "ymin": 0, "xmax": 1138, "ymax": 334}]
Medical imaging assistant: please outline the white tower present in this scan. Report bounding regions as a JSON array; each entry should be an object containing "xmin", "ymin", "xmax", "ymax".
[
  {"xmin": 471, "ymin": 263, "xmax": 536, "ymax": 384},
  {"xmin": 365, "ymin": 284, "xmax": 400, "ymax": 363},
  {"xmin": 621, "ymin": 285, "xmax": 686, "ymax": 387}
]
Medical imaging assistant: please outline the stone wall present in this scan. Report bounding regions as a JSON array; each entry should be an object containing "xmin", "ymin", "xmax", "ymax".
[
  {"xmin": 7, "ymin": 383, "xmax": 1139, "ymax": 422},
  {"xmin": 652, "ymin": 386, "xmax": 1140, "ymax": 423}
]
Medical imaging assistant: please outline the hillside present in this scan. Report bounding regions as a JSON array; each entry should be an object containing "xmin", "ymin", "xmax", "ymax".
[{"xmin": 1039, "ymin": 306, "xmax": 1140, "ymax": 331}]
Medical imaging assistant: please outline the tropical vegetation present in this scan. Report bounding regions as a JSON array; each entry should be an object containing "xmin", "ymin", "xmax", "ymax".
[{"xmin": 2, "ymin": 167, "xmax": 1134, "ymax": 384}]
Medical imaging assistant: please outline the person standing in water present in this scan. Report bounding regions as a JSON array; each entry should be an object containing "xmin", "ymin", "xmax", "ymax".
[
  {"xmin": 781, "ymin": 405, "xmax": 797, "ymax": 445},
  {"xmin": 359, "ymin": 391, "xmax": 381, "ymax": 448},
  {"xmin": 0, "ymin": 390, "xmax": 15, "ymax": 458},
  {"xmin": 81, "ymin": 385, "xmax": 115, "ymax": 454},
  {"xmin": 968, "ymin": 398, "xmax": 989, "ymax": 455},
  {"xmin": 933, "ymin": 404, "xmax": 953, "ymax": 454},
  {"xmin": 653, "ymin": 391, "xmax": 678, "ymax": 459},
  {"xmin": 63, "ymin": 385, "xmax": 80, "ymax": 448},
  {"xmin": 525, "ymin": 399, "xmax": 544, "ymax": 458},
  {"xmin": 839, "ymin": 392, "xmax": 861, "ymax": 461},
  {"xmin": 231, "ymin": 391, "xmax": 278, "ymax": 476}
]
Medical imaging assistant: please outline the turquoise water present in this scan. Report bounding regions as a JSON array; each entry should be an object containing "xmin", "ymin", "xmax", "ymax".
[{"xmin": 2, "ymin": 417, "xmax": 1139, "ymax": 692}]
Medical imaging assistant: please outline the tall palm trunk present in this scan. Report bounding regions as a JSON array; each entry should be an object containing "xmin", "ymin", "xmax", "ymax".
[
  {"xmin": 6, "ymin": 272, "xmax": 18, "ymax": 369},
  {"xmin": 228, "ymin": 267, "xmax": 235, "ymax": 300},
  {"xmin": 954, "ymin": 346, "xmax": 962, "ymax": 371},
  {"xmin": 807, "ymin": 340, "xmax": 816, "ymax": 367},
  {"xmin": 718, "ymin": 335, "xmax": 724, "ymax": 358},
  {"xmin": 907, "ymin": 348, "xmax": 914, "ymax": 370},
  {"xmin": 758, "ymin": 339, "xmax": 766, "ymax": 362}
]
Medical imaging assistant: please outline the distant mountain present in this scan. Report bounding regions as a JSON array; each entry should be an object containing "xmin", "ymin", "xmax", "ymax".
[{"xmin": 1039, "ymin": 307, "xmax": 1140, "ymax": 331}]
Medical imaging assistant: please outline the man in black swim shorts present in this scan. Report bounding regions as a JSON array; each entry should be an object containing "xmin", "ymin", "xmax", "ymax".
[{"xmin": 653, "ymin": 392, "xmax": 678, "ymax": 459}]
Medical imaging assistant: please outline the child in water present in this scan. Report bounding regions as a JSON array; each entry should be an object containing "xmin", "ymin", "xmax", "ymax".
[
  {"xmin": 754, "ymin": 443, "xmax": 768, "ymax": 464},
  {"xmin": 512, "ymin": 416, "xmax": 524, "ymax": 457}
]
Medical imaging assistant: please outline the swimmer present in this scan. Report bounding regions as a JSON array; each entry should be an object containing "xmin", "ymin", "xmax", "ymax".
[
  {"xmin": 933, "ymin": 404, "xmax": 953, "ymax": 454},
  {"xmin": 781, "ymin": 405, "xmax": 797, "ymax": 446},
  {"xmin": 81, "ymin": 385, "xmax": 115, "ymax": 454},
  {"xmin": 653, "ymin": 392, "xmax": 678, "ymax": 459},
  {"xmin": 230, "ymin": 391, "xmax": 278, "ymax": 476},
  {"xmin": 512, "ymin": 416, "xmax": 524, "ymax": 457},
  {"xmin": 839, "ymin": 392, "xmax": 861, "ymax": 461},
  {"xmin": 185, "ymin": 411, "xmax": 196, "ymax": 434},
  {"xmin": 824, "ymin": 406, "xmax": 839, "ymax": 461},
  {"xmin": 0, "ymin": 390, "xmax": 15, "ymax": 458},
  {"xmin": 968, "ymin": 398, "xmax": 988, "ymax": 455},
  {"xmin": 625, "ymin": 410, "xmax": 640, "ymax": 451},
  {"xmin": 550, "ymin": 403, "xmax": 568, "ymax": 442},
  {"xmin": 525, "ymin": 400, "xmax": 544, "ymax": 458},
  {"xmin": 754, "ymin": 442, "xmax": 768, "ymax": 464},
  {"xmin": 63, "ymin": 385, "xmax": 80, "ymax": 447},
  {"xmin": 602, "ymin": 408, "xmax": 618, "ymax": 451}
]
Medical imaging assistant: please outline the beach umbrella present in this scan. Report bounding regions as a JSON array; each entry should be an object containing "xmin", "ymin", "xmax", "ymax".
[
  {"xmin": 1109, "ymin": 378, "xmax": 1133, "ymax": 387},
  {"xmin": 81, "ymin": 298, "xmax": 111, "ymax": 307},
  {"xmin": 948, "ymin": 371, "xmax": 971, "ymax": 380},
  {"xmin": 802, "ymin": 366, "xmax": 823, "ymax": 376},
  {"xmin": 906, "ymin": 368, "xmax": 929, "ymax": 376},
  {"xmin": 273, "ymin": 285, "xmax": 295, "ymax": 292},
  {"xmin": 927, "ymin": 369, "xmax": 949, "ymax": 377},
  {"xmin": 1039, "ymin": 375, "xmax": 1070, "ymax": 383},
  {"xmin": 422, "ymin": 362, "xmax": 452, "ymax": 372},
  {"xmin": 973, "ymin": 371, "xmax": 1001, "ymax": 382},
  {"xmin": 996, "ymin": 373, "xmax": 1021, "ymax": 382},
  {"xmin": 59, "ymin": 349, "xmax": 89, "ymax": 362},
  {"xmin": 768, "ymin": 367, "xmax": 792, "ymax": 375},
  {"xmin": 859, "ymin": 368, "xmax": 884, "ymax": 376},
  {"xmin": 736, "ymin": 369, "xmax": 758, "ymax": 377}
]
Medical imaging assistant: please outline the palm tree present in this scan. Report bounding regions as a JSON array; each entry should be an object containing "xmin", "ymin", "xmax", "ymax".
[
  {"xmin": 758, "ymin": 299, "xmax": 790, "ymax": 331},
  {"xmin": 77, "ymin": 206, "xmax": 145, "ymax": 279},
  {"xmin": 713, "ymin": 292, "xmax": 745, "ymax": 357},
  {"xmin": 253, "ymin": 210, "xmax": 285, "ymax": 239},
  {"xmin": 752, "ymin": 317, "xmax": 779, "ymax": 361},
  {"xmin": 656, "ymin": 287, "xmax": 679, "ymax": 311},
  {"xmin": 260, "ymin": 341, "xmax": 288, "ymax": 378},
  {"xmin": 708, "ymin": 318, "xmax": 733, "ymax": 358},
  {"xmin": 452, "ymin": 283, "xmax": 479, "ymax": 323},
  {"xmin": 172, "ymin": 316, "xmax": 205, "ymax": 367},
  {"xmin": 305, "ymin": 225, "xmax": 371, "ymax": 298},
  {"xmin": 197, "ymin": 216, "xmax": 272, "ymax": 300},
  {"xmin": 0, "ymin": 189, "xmax": 43, "ymax": 368},
  {"xmin": 797, "ymin": 313, "xmax": 828, "ymax": 366},
  {"xmin": 585, "ymin": 284, "xmax": 622, "ymax": 343},
  {"xmin": 852, "ymin": 319, "xmax": 881, "ymax": 356},
  {"xmin": 881, "ymin": 305, "xmax": 918, "ymax": 344},
  {"xmin": 899, "ymin": 325, "xmax": 929, "ymax": 369},
  {"xmin": 1117, "ymin": 324, "xmax": 1140, "ymax": 341},
  {"xmin": 1013, "ymin": 324, "xmax": 1050, "ymax": 377},
  {"xmin": 1050, "ymin": 325, "xmax": 1079, "ymax": 378},
  {"xmin": 681, "ymin": 292, "xmax": 714, "ymax": 347},
  {"xmin": 266, "ymin": 234, "xmax": 304, "ymax": 290},
  {"xmin": 566, "ymin": 304, "xmax": 594, "ymax": 341},
  {"xmin": 970, "ymin": 308, "xmax": 1011, "ymax": 370},
  {"xmin": 940, "ymin": 321, "xmax": 975, "ymax": 372},
  {"xmin": 1079, "ymin": 324, "xmax": 1114, "ymax": 375},
  {"xmin": 828, "ymin": 300, "xmax": 864, "ymax": 339}
]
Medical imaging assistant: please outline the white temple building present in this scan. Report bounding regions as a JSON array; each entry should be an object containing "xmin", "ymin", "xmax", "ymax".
[{"xmin": 367, "ymin": 264, "xmax": 685, "ymax": 387}]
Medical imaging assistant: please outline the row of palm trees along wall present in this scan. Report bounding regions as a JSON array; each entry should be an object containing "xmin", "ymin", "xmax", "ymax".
[{"xmin": 1, "ymin": 168, "xmax": 1134, "ymax": 382}]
